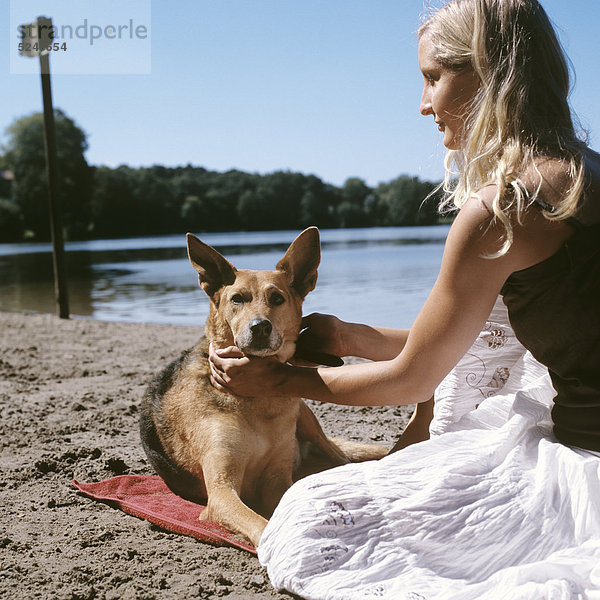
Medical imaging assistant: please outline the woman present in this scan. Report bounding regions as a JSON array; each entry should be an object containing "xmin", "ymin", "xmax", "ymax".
[{"xmin": 211, "ymin": 0, "xmax": 600, "ymax": 597}]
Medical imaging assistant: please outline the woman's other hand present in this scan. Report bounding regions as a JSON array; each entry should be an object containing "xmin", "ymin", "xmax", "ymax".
[
  {"xmin": 297, "ymin": 313, "xmax": 412, "ymax": 362},
  {"xmin": 296, "ymin": 313, "xmax": 348, "ymax": 359}
]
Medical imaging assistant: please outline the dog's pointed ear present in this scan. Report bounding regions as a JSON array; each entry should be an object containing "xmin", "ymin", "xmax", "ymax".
[
  {"xmin": 276, "ymin": 227, "xmax": 320, "ymax": 298},
  {"xmin": 187, "ymin": 233, "xmax": 237, "ymax": 297}
]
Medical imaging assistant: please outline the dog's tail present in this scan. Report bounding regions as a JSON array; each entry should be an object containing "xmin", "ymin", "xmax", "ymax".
[{"xmin": 327, "ymin": 437, "xmax": 388, "ymax": 462}]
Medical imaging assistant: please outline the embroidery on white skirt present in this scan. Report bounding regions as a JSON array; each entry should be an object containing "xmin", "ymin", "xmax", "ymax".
[
  {"xmin": 464, "ymin": 353, "xmax": 511, "ymax": 400},
  {"xmin": 363, "ymin": 583, "xmax": 386, "ymax": 598},
  {"xmin": 320, "ymin": 543, "xmax": 349, "ymax": 564},
  {"xmin": 312, "ymin": 500, "xmax": 356, "ymax": 540},
  {"xmin": 485, "ymin": 366, "xmax": 510, "ymax": 391},
  {"xmin": 482, "ymin": 326, "xmax": 507, "ymax": 349}
]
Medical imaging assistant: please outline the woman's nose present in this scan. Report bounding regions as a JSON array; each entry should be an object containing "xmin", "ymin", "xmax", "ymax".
[{"xmin": 420, "ymin": 87, "xmax": 432, "ymax": 116}]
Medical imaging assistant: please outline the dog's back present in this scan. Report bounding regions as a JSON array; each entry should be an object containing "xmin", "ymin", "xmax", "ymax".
[{"xmin": 140, "ymin": 346, "xmax": 206, "ymax": 503}]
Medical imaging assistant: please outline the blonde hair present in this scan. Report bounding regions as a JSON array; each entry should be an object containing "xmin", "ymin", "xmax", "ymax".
[{"xmin": 419, "ymin": 0, "xmax": 586, "ymax": 255}]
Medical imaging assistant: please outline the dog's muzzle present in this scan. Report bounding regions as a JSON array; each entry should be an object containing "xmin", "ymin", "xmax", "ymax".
[
  {"xmin": 249, "ymin": 318, "xmax": 272, "ymax": 340},
  {"xmin": 236, "ymin": 318, "xmax": 282, "ymax": 356}
]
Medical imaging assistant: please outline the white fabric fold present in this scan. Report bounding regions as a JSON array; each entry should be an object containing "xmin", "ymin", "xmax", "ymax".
[
  {"xmin": 258, "ymin": 298, "xmax": 600, "ymax": 599},
  {"xmin": 259, "ymin": 379, "xmax": 600, "ymax": 599}
]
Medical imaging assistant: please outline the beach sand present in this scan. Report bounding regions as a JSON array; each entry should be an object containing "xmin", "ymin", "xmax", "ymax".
[{"xmin": 0, "ymin": 310, "xmax": 412, "ymax": 599}]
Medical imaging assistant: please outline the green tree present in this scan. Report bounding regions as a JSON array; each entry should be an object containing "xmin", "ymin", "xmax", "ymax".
[
  {"xmin": 89, "ymin": 165, "xmax": 140, "ymax": 237},
  {"xmin": 174, "ymin": 165, "xmax": 212, "ymax": 230},
  {"xmin": 237, "ymin": 189, "xmax": 266, "ymax": 230},
  {"xmin": 298, "ymin": 176, "xmax": 338, "ymax": 228},
  {"xmin": 2, "ymin": 109, "xmax": 92, "ymax": 240},
  {"xmin": 181, "ymin": 194, "xmax": 211, "ymax": 230},
  {"xmin": 336, "ymin": 201, "xmax": 366, "ymax": 227},
  {"xmin": 335, "ymin": 177, "xmax": 372, "ymax": 227},
  {"xmin": 133, "ymin": 167, "xmax": 179, "ymax": 234},
  {"xmin": 341, "ymin": 177, "xmax": 371, "ymax": 207},
  {"xmin": 205, "ymin": 170, "xmax": 257, "ymax": 231},
  {"xmin": 0, "ymin": 199, "xmax": 24, "ymax": 241},
  {"xmin": 374, "ymin": 175, "xmax": 439, "ymax": 226},
  {"xmin": 251, "ymin": 171, "xmax": 305, "ymax": 230}
]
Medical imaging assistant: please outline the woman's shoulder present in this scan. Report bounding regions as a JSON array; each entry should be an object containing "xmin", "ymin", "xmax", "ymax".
[
  {"xmin": 523, "ymin": 150, "xmax": 600, "ymax": 223},
  {"xmin": 520, "ymin": 156, "xmax": 574, "ymax": 209},
  {"xmin": 474, "ymin": 154, "xmax": 590, "ymax": 214},
  {"xmin": 455, "ymin": 182, "xmax": 573, "ymax": 273}
]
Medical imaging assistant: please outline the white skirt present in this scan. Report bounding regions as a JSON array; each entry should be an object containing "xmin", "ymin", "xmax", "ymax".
[{"xmin": 258, "ymin": 300, "xmax": 600, "ymax": 600}]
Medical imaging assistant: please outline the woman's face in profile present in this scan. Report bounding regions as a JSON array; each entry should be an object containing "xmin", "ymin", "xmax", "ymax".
[{"xmin": 418, "ymin": 33, "xmax": 480, "ymax": 150}]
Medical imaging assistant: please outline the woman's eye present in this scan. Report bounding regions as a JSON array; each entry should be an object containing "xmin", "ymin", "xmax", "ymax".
[
  {"xmin": 231, "ymin": 294, "xmax": 245, "ymax": 305},
  {"xmin": 270, "ymin": 293, "xmax": 285, "ymax": 306}
]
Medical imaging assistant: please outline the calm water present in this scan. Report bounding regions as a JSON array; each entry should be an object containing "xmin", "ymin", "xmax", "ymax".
[{"xmin": 0, "ymin": 226, "xmax": 450, "ymax": 329}]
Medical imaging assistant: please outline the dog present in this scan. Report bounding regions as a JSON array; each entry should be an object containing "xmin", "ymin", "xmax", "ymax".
[{"xmin": 140, "ymin": 227, "xmax": 387, "ymax": 546}]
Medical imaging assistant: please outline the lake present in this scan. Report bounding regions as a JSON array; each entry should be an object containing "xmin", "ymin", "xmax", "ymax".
[{"xmin": 0, "ymin": 226, "xmax": 450, "ymax": 329}]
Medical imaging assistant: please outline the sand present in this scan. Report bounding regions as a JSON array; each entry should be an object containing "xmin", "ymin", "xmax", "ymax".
[{"xmin": 0, "ymin": 310, "xmax": 412, "ymax": 600}]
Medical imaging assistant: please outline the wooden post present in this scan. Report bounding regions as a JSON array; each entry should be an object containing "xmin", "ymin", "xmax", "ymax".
[
  {"xmin": 21, "ymin": 17, "xmax": 69, "ymax": 319},
  {"xmin": 39, "ymin": 49, "xmax": 69, "ymax": 319}
]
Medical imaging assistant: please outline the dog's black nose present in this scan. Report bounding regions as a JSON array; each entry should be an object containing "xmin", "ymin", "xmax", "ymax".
[{"xmin": 249, "ymin": 319, "xmax": 272, "ymax": 339}]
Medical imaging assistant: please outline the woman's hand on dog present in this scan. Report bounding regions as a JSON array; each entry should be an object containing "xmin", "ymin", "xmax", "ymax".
[
  {"xmin": 297, "ymin": 313, "xmax": 348, "ymax": 358},
  {"xmin": 209, "ymin": 314, "xmax": 348, "ymax": 396},
  {"xmin": 208, "ymin": 343, "xmax": 288, "ymax": 396}
]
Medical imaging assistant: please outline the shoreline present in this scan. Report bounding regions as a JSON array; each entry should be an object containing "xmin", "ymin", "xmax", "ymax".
[{"xmin": 0, "ymin": 311, "xmax": 410, "ymax": 599}]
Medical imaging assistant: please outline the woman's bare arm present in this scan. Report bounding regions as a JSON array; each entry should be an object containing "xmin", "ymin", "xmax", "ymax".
[
  {"xmin": 209, "ymin": 187, "xmax": 572, "ymax": 407},
  {"xmin": 295, "ymin": 313, "xmax": 410, "ymax": 362},
  {"xmin": 341, "ymin": 323, "xmax": 411, "ymax": 361}
]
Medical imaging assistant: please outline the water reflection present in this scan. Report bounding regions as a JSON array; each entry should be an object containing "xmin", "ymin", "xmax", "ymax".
[{"xmin": 0, "ymin": 226, "xmax": 450, "ymax": 329}]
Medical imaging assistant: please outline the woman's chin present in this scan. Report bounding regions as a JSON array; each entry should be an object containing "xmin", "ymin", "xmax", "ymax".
[
  {"xmin": 442, "ymin": 135, "xmax": 457, "ymax": 149},
  {"xmin": 441, "ymin": 129, "xmax": 465, "ymax": 150}
]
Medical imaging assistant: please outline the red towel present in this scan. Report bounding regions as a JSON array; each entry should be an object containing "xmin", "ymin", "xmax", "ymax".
[{"xmin": 73, "ymin": 475, "xmax": 256, "ymax": 554}]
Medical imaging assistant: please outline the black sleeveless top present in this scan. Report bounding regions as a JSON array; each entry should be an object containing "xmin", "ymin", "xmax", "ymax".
[{"xmin": 501, "ymin": 198, "xmax": 600, "ymax": 451}]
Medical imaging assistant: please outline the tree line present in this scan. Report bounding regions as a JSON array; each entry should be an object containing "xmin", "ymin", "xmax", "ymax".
[{"xmin": 0, "ymin": 109, "xmax": 445, "ymax": 242}]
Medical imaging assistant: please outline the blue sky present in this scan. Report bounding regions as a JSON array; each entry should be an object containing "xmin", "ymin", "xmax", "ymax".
[{"xmin": 3, "ymin": 0, "xmax": 600, "ymax": 187}]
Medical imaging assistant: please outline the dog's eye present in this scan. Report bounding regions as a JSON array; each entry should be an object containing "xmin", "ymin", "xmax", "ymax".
[
  {"xmin": 270, "ymin": 292, "xmax": 285, "ymax": 306},
  {"xmin": 231, "ymin": 294, "xmax": 245, "ymax": 305}
]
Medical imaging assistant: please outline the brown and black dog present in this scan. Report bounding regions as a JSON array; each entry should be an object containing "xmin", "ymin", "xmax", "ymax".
[{"xmin": 140, "ymin": 227, "xmax": 386, "ymax": 546}]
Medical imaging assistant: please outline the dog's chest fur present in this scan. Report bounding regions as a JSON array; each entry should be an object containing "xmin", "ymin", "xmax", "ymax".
[{"xmin": 153, "ymin": 338, "xmax": 301, "ymax": 487}]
